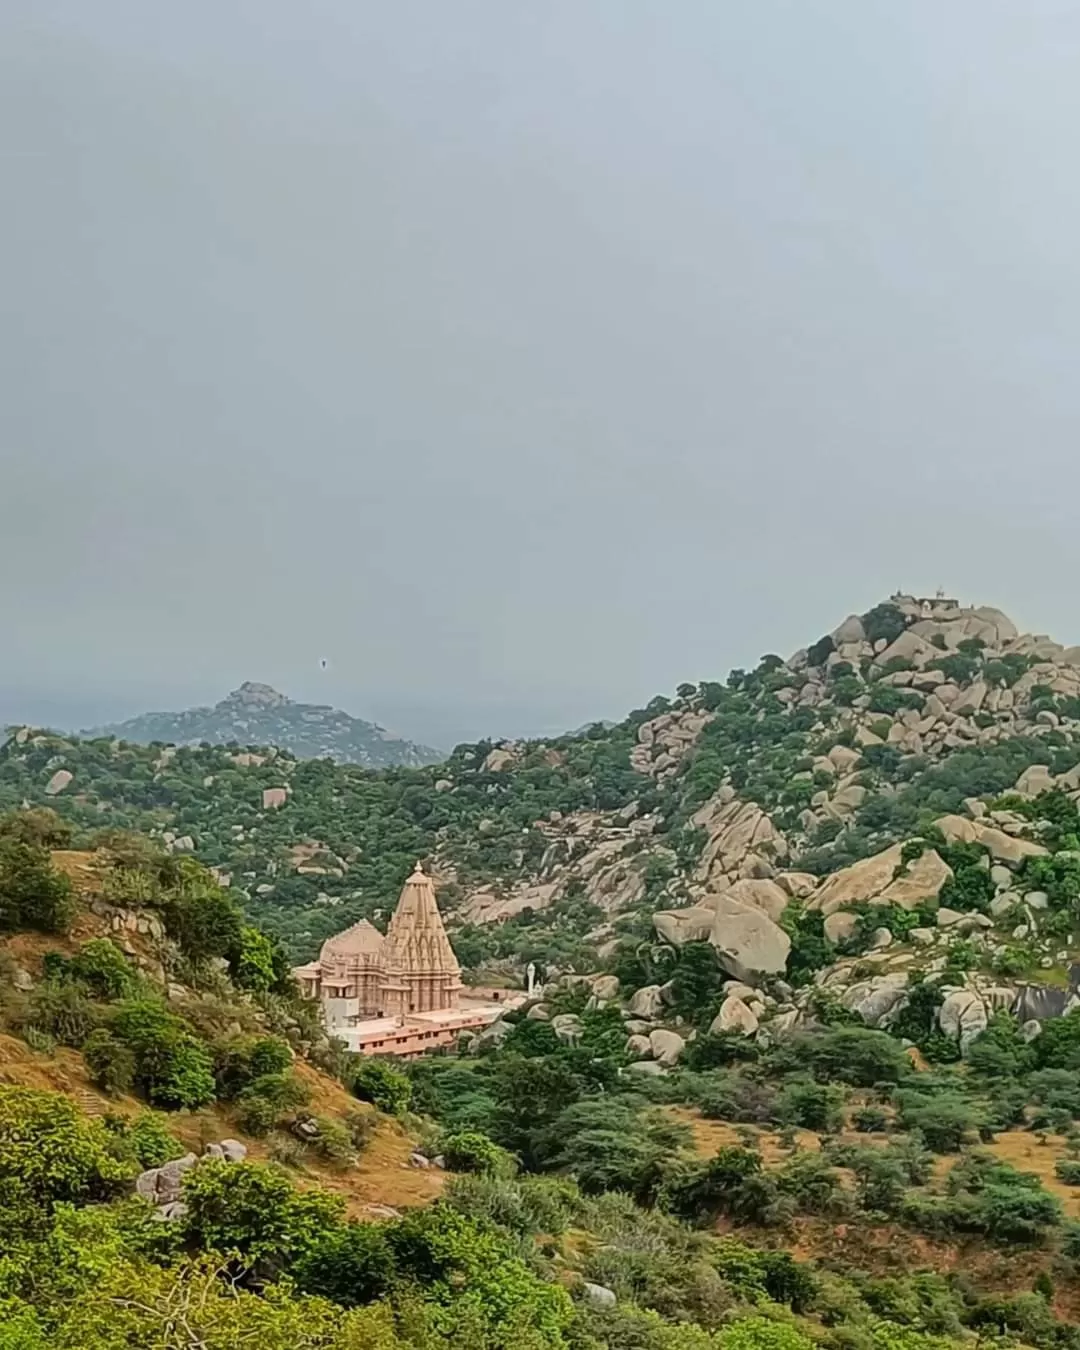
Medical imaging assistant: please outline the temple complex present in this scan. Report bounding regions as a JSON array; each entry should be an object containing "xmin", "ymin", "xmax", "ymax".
[{"xmin": 293, "ymin": 863, "xmax": 516, "ymax": 1056}]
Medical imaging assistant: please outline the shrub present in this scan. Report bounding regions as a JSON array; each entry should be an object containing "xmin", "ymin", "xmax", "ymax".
[
  {"xmin": 67, "ymin": 938, "xmax": 138, "ymax": 999},
  {"xmin": 0, "ymin": 807, "xmax": 73, "ymax": 849},
  {"xmin": 20, "ymin": 1026, "xmax": 56, "ymax": 1056},
  {"xmin": 0, "ymin": 1084, "xmax": 132, "ymax": 1208},
  {"xmin": 110, "ymin": 999, "xmax": 216, "ymax": 1110},
  {"xmin": 352, "ymin": 1058, "xmax": 412, "ymax": 1115},
  {"xmin": 1055, "ymin": 1159, "xmax": 1080, "ymax": 1186},
  {"xmin": 440, "ymin": 1129, "xmax": 506, "ymax": 1175},
  {"xmin": 804, "ymin": 1027, "xmax": 910, "ymax": 1087},
  {"xmin": 213, "ymin": 1034, "xmax": 293, "ymax": 1100},
  {"xmin": 24, "ymin": 980, "xmax": 99, "ymax": 1047},
  {"xmin": 776, "ymin": 1080, "xmax": 844, "ymax": 1133},
  {"xmin": 103, "ymin": 1111, "xmax": 184, "ymax": 1168},
  {"xmin": 896, "ymin": 1091, "xmax": 986, "ymax": 1153},
  {"xmin": 83, "ymin": 1027, "xmax": 137, "ymax": 1095},
  {"xmin": 0, "ymin": 839, "xmax": 76, "ymax": 934},
  {"xmin": 229, "ymin": 926, "xmax": 278, "ymax": 992},
  {"xmin": 235, "ymin": 1072, "xmax": 311, "ymax": 1137},
  {"xmin": 181, "ymin": 1159, "xmax": 344, "ymax": 1275},
  {"xmin": 853, "ymin": 1106, "xmax": 888, "ymax": 1133},
  {"xmin": 294, "ymin": 1220, "xmax": 396, "ymax": 1306},
  {"xmin": 310, "ymin": 1115, "xmax": 356, "ymax": 1167},
  {"xmin": 158, "ymin": 863, "xmax": 244, "ymax": 964},
  {"xmin": 861, "ymin": 604, "xmax": 906, "ymax": 646}
]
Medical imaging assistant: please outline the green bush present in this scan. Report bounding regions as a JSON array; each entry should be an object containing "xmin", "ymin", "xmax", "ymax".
[
  {"xmin": 181, "ymin": 1159, "xmax": 344, "ymax": 1275},
  {"xmin": 0, "ymin": 1084, "xmax": 132, "ymax": 1209},
  {"xmin": 235, "ymin": 1072, "xmax": 311, "ymax": 1137},
  {"xmin": 1055, "ymin": 1158, "xmax": 1080, "ymax": 1186},
  {"xmin": 82, "ymin": 1027, "xmax": 136, "ymax": 1095},
  {"xmin": 110, "ymin": 999, "xmax": 216, "ymax": 1110},
  {"xmin": 23, "ymin": 980, "xmax": 99, "ymax": 1048},
  {"xmin": 104, "ymin": 1111, "xmax": 184, "ymax": 1168},
  {"xmin": 67, "ymin": 938, "xmax": 138, "ymax": 999},
  {"xmin": 0, "ymin": 839, "xmax": 75, "ymax": 934},
  {"xmin": 351, "ymin": 1058, "xmax": 412, "ymax": 1115},
  {"xmin": 440, "ymin": 1129, "xmax": 507, "ymax": 1175},
  {"xmin": 294, "ymin": 1219, "xmax": 395, "ymax": 1306},
  {"xmin": 213, "ymin": 1034, "xmax": 293, "ymax": 1100},
  {"xmin": 896, "ymin": 1091, "xmax": 986, "ymax": 1153}
]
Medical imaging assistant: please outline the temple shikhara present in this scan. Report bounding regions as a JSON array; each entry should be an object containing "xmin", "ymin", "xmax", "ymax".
[{"xmin": 294, "ymin": 863, "xmax": 516, "ymax": 1056}]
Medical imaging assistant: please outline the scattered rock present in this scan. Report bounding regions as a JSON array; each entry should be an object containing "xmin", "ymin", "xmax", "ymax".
[
  {"xmin": 711, "ymin": 996, "xmax": 760, "ymax": 1037},
  {"xmin": 583, "ymin": 1283, "xmax": 617, "ymax": 1310},
  {"xmin": 628, "ymin": 985, "xmax": 665, "ymax": 1019},
  {"xmin": 43, "ymin": 769, "xmax": 73, "ymax": 796},
  {"xmin": 823, "ymin": 911, "xmax": 859, "ymax": 945},
  {"xmin": 649, "ymin": 1028, "xmax": 686, "ymax": 1066},
  {"xmin": 551, "ymin": 1013, "xmax": 584, "ymax": 1045},
  {"xmin": 938, "ymin": 990, "xmax": 988, "ymax": 1053},
  {"xmin": 625, "ymin": 1060, "xmax": 666, "ymax": 1077}
]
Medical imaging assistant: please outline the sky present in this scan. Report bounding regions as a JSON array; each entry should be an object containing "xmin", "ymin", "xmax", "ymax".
[{"xmin": 3, "ymin": 2, "xmax": 1080, "ymax": 748}]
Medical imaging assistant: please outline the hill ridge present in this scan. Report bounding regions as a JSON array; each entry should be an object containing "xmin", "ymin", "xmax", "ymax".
[{"xmin": 81, "ymin": 680, "xmax": 444, "ymax": 769}]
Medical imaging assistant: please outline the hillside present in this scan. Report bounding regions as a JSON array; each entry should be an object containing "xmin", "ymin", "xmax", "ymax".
[
  {"xmin": 5, "ymin": 591, "xmax": 1080, "ymax": 971},
  {"xmin": 10, "ymin": 600, "xmax": 1080, "ymax": 1344},
  {"xmin": 82, "ymin": 680, "xmax": 444, "ymax": 769}
]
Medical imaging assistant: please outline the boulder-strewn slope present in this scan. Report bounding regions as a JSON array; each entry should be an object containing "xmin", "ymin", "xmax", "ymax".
[
  {"xmin": 7, "ymin": 591, "xmax": 1080, "ymax": 977},
  {"xmin": 83, "ymin": 681, "xmax": 444, "ymax": 769}
]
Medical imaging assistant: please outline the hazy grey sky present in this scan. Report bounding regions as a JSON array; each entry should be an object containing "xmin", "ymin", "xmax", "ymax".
[{"xmin": 3, "ymin": 2, "xmax": 1080, "ymax": 746}]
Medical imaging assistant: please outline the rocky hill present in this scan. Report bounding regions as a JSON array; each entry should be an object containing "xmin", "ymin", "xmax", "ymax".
[
  {"xmin": 83, "ymin": 680, "xmax": 444, "ymax": 768},
  {"xmin": 6, "ymin": 590, "xmax": 1080, "ymax": 976},
  {"xmin": 12, "ymin": 594, "xmax": 1080, "ymax": 1344}
]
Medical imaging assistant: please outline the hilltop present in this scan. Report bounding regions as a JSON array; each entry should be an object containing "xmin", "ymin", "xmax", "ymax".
[{"xmin": 82, "ymin": 680, "xmax": 445, "ymax": 769}]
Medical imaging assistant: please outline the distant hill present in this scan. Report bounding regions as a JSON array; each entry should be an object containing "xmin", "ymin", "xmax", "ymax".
[{"xmin": 83, "ymin": 681, "xmax": 444, "ymax": 768}]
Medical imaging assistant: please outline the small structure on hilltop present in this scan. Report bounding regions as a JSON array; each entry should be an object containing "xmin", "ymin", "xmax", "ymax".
[{"xmin": 294, "ymin": 863, "xmax": 518, "ymax": 1057}]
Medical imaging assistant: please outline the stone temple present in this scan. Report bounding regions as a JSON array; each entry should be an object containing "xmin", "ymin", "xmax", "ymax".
[{"xmin": 294, "ymin": 863, "xmax": 517, "ymax": 1056}]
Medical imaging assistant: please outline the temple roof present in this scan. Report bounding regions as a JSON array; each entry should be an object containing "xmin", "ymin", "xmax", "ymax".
[
  {"xmin": 383, "ymin": 862, "xmax": 461, "ymax": 980},
  {"xmin": 319, "ymin": 918, "xmax": 386, "ymax": 963}
]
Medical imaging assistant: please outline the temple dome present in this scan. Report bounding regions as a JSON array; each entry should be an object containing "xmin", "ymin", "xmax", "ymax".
[{"xmin": 319, "ymin": 918, "xmax": 386, "ymax": 963}]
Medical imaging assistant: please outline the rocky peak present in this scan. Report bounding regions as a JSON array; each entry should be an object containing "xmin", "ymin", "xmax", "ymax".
[{"xmin": 223, "ymin": 682, "xmax": 290, "ymax": 709}]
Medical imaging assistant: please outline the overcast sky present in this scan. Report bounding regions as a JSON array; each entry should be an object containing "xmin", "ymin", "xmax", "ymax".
[{"xmin": 2, "ymin": 2, "xmax": 1080, "ymax": 746}]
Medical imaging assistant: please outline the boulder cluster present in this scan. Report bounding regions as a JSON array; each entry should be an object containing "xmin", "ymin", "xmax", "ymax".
[{"xmin": 135, "ymin": 1138, "xmax": 248, "ymax": 1221}]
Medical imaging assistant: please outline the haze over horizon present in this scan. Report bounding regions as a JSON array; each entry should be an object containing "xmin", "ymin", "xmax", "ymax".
[{"xmin": 4, "ymin": 2, "xmax": 1080, "ymax": 748}]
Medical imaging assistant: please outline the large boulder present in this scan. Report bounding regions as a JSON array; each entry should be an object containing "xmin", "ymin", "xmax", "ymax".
[
  {"xmin": 652, "ymin": 905, "xmax": 716, "ymax": 948},
  {"xmin": 938, "ymin": 990, "xmax": 988, "ymax": 1053},
  {"xmin": 625, "ymin": 1034, "xmax": 653, "ymax": 1058},
  {"xmin": 711, "ymin": 995, "xmax": 759, "ymax": 1037},
  {"xmin": 1015, "ymin": 765, "xmax": 1056, "ymax": 798},
  {"xmin": 974, "ymin": 827, "xmax": 1047, "ymax": 864},
  {"xmin": 810, "ymin": 845, "xmax": 905, "ymax": 916},
  {"xmin": 874, "ymin": 850, "xmax": 952, "ymax": 911},
  {"xmin": 649, "ymin": 1029, "xmax": 686, "ymax": 1067},
  {"xmin": 823, "ymin": 911, "xmax": 859, "ymax": 944},
  {"xmin": 706, "ymin": 893, "xmax": 791, "ymax": 983},
  {"xmin": 840, "ymin": 974, "xmax": 909, "ymax": 1029},
  {"xmin": 692, "ymin": 795, "xmax": 788, "ymax": 888},
  {"xmin": 551, "ymin": 1014, "xmax": 584, "ymax": 1045},
  {"xmin": 589, "ymin": 974, "xmax": 620, "ymax": 1002},
  {"xmin": 935, "ymin": 814, "xmax": 979, "ymax": 845},
  {"xmin": 1012, "ymin": 985, "xmax": 1080, "ymax": 1022},
  {"xmin": 724, "ymin": 878, "xmax": 790, "ymax": 922},
  {"xmin": 628, "ymin": 985, "xmax": 665, "ymax": 1019}
]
